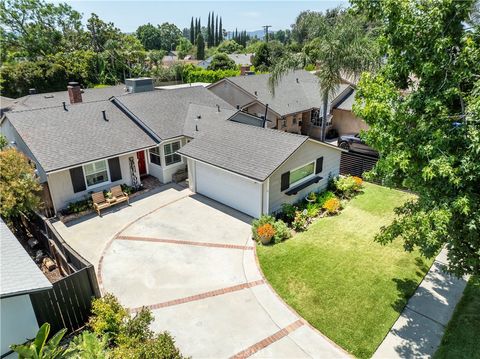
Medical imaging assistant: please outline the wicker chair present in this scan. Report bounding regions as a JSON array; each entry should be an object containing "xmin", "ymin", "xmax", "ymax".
[{"xmin": 91, "ymin": 191, "xmax": 110, "ymax": 216}]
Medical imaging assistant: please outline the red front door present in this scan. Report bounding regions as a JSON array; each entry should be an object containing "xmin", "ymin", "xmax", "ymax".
[{"xmin": 137, "ymin": 150, "xmax": 147, "ymax": 176}]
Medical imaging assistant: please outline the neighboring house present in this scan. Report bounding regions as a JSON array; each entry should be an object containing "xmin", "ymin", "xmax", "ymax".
[
  {"xmin": 1, "ymin": 79, "xmax": 343, "ymax": 218},
  {"xmin": 197, "ymin": 53, "xmax": 254, "ymax": 69},
  {"xmin": 208, "ymin": 69, "xmax": 365, "ymax": 137},
  {"xmin": 330, "ymin": 88, "xmax": 369, "ymax": 136},
  {"xmin": 1, "ymin": 219, "xmax": 52, "ymax": 357},
  {"xmin": 0, "ymin": 96, "xmax": 16, "ymax": 116}
]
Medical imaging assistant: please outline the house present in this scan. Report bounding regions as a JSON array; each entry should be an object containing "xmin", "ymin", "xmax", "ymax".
[
  {"xmin": 1, "ymin": 80, "xmax": 343, "ymax": 218},
  {"xmin": 197, "ymin": 53, "xmax": 254, "ymax": 69},
  {"xmin": 1, "ymin": 219, "xmax": 52, "ymax": 357},
  {"xmin": 207, "ymin": 69, "xmax": 366, "ymax": 138}
]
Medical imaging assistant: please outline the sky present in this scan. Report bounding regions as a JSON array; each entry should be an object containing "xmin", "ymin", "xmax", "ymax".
[{"xmin": 50, "ymin": 0, "xmax": 347, "ymax": 33}]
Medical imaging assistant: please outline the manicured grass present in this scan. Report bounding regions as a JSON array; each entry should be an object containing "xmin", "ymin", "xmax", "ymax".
[
  {"xmin": 434, "ymin": 276, "xmax": 480, "ymax": 359},
  {"xmin": 257, "ymin": 183, "xmax": 434, "ymax": 358}
]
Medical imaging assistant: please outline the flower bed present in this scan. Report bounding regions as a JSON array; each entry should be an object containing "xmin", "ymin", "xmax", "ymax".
[{"xmin": 251, "ymin": 175, "xmax": 364, "ymax": 245}]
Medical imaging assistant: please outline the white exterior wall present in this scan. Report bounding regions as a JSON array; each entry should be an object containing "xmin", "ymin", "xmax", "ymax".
[
  {"xmin": 268, "ymin": 141, "xmax": 342, "ymax": 213},
  {"xmin": 147, "ymin": 137, "xmax": 187, "ymax": 183},
  {"xmin": 208, "ymin": 81, "xmax": 255, "ymax": 109},
  {"xmin": 47, "ymin": 153, "xmax": 138, "ymax": 212},
  {"xmin": 0, "ymin": 119, "xmax": 47, "ymax": 182},
  {"xmin": 1, "ymin": 295, "xmax": 39, "ymax": 356},
  {"xmin": 332, "ymin": 109, "xmax": 369, "ymax": 136}
]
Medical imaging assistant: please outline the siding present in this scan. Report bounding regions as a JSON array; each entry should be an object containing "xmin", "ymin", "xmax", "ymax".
[
  {"xmin": 268, "ymin": 141, "xmax": 341, "ymax": 213},
  {"xmin": 244, "ymin": 102, "xmax": 278, "ymax": 129},
  {"xmin": 147, "ymin": 137, "xmax": 187, "ymax": 183},
  {"xmin": 1, "ymin": 295, "xmax": 39, "ymax": 356},
  {"xmin": 332, "ymin": 109, "xmax": 369, "ymax": 136},
  {"xmin": 47, "ymin": 153, "xmax": 137, "ymax": 212}
]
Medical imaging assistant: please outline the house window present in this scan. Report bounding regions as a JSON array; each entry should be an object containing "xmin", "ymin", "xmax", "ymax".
[
  {"xmin": 312, "ymin": 109, "xmax": 322, "ymax": 127},
  {"xmin": 164, "ymin": 141, "xmax": 181, "ymax": 166},
  {"xmin": 289, "ymin": 162, "xmax": 315, "ymax": 186},
  {"xmin": 84, "ymin": 160, "xmax": 109, "ymax": 187},
  {"xmin": 149, "ymin": 147, "xmax": 161, "ymax": 166}
]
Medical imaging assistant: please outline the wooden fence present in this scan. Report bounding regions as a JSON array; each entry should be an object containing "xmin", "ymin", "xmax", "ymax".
[
  {"xmin": 18, "ymin": 212, "xmax": 101, "ymax": 334},
  {"xmin": 340, "ymin": 151, "xmax": 378, "ymax": 178}
]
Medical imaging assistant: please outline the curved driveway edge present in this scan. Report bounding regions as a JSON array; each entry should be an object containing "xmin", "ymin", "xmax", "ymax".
[{"xmin": 98, "ymin": 192, "xmax": 350, "ymax": 358}]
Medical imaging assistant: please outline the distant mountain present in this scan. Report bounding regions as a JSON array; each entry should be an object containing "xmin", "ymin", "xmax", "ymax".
[{"xmin": 226, "ymin": 29, "xmax": 266, "ymax": 39}]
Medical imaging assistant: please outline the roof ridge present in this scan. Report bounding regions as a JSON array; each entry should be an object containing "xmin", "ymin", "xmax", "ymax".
[{"xmin": 7, "ymin": 99, "xmax": 113, "ymax": 114}]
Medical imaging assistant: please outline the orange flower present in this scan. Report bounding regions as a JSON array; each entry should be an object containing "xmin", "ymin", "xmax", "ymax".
[
  {"xmin": 323, "ymin": 198, "xmax": 340, "ymax": 214},
  {"xmin": 352, "ymin": 176, "xmax": 363, "ymax": 186},
  {"xmin": 257, "ymin": 223, "xmax": 276, "ymax": 241}
]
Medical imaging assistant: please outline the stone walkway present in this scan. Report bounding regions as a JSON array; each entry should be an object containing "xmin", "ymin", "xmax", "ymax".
[{"xmin": 373, "ymin": 248, "xmax": 468, "ymax": 358}]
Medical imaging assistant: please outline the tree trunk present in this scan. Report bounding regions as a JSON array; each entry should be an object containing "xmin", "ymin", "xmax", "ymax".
[{"xmin": 321, "ymin": 93, "xmax": 329, "ymax": 142}]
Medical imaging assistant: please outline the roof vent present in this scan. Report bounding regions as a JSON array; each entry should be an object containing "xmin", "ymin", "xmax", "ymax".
[
  {"xmin": 29, "ymin": 88, "xmax": 37, "ymax": 95},
  {"xmin": 254, "ymin": 90, "xmax": 258, "ymax": 96},
  {"xmin": 236, "ymin": 104, "xmax": 240, "ymax": 109},
  {"xmin": 62, "ymin": 101, "xmax": 68, "ymax": 111},
  {"xmin": 102, "ymin": 110, "xmax": 108, "ymax": 121},
  {"xmin": 296, "ymin": 78, "xmax": 299, "ymax": 83},
  {"xmin": 197, "ymin": 115, "xmax": 201, "ymax": 119},
  {"xmin": 216, "ymin": 104, "xmax": 220, "ymax": 112}
]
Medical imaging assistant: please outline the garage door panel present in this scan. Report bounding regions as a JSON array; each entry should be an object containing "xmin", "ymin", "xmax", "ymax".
[{"xmin": 196, "ymin": 163, "xmax": 261, "ymax": 218}]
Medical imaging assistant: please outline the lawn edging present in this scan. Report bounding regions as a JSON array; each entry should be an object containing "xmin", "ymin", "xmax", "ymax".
[{"xmin": 251, "ymin": 242, "xmax": 353, "ymax": 357}]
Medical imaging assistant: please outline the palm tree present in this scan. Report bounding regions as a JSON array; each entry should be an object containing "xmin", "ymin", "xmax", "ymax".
[{"xmin": 269, "ymin": 12, "xmax": 379, "ymax": 141}]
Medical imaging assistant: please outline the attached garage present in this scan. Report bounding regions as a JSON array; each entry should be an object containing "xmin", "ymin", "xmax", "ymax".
[{"xmin": 193, "ymin": 161, "xmax": 263, "ymax": 218}]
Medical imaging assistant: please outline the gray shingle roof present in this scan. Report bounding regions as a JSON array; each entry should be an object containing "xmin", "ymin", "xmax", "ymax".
[
  {"xmin": 226, "ymin": 70, "xmax": 350, "ymax": 116},
  {"xmin": 114, "ymin": 87, "xmax": 235, "ymax": 141},
  {"xmin": 6, "ymin": 100, "xmax": 157, "ymax": 173},
  {"xmin": 178, "ymin": 121, "xmax": 309, "ymax": 181},
  {"xmin": 12, "ymin": 85, "xmax": 127, "ymax": 111},
  {"xmin": 0, "ymin": 219, "xmax": 52, "ymax": 298}
]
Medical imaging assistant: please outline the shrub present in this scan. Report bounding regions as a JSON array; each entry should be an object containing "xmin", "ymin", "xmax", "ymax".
[
  {"xmin": 251, "ymin": 215, "xmax": 275, "ymax": 241},
  {"xmin": 281, "ymin": 203, "xmax": 297, "ymax": 223},
  {"xmin": 272, "ymin": 220, "xmax": 291, "ymax": 243},
  {"xmin": 64, "ymin": 331, "xmax": 108, "ymax": 358},
  {"xmin": 88, "ymin": 294, "xmax": 128, "ymax": 345},
  {"xmin": 323, "ymin": 198, "xmax": 341, "ymax": 214},
  {"xmin": 121, "ymin": 184, "xmax": 137, "ymax": 195},
  {"xmin": 304, "ymin": 63, "xmax": 316, "ymax": 71},
  {"xmin": 292, "ymin": 210, "xmax": 309, "ymax": 231},
  {"xmin": 65, "ymin": 198, "xmax": 93, "ymax": 215},
  {"xmin": 306, "ymin": 202, "xmax": 320, "ymax": 218},
  {"xmin": 352, "ymin": 176, "xmax": 363, "ymax": 187},
  {"xmin": 334, "ymin": 175, "xmax": 362, "ymax": 199},
  {"xmin": 257, "ymin": 223, "xmax": 276, "ymax": 244},
  {"xmin": 182, "ymin": 64, "xmax": 240, "ymax": 83},
  {"xmin": 316, "ymin": 190, "xmax": 336, "ymax": 207}
]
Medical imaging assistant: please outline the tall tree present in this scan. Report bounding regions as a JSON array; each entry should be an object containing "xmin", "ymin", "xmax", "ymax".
[
  {"xmin": 210, "ymin": 12, "xmax": 215, "ymax": 46},
  {"xmin": 215, "ymin": 15, "xmax": 219, "ymax": 46},
  {"xmin": 190, "ymin": 17, "xmax": 194, "ymax": 44},
  {"xmin": 352, "ymin": 0, "xmax": 480, "ymax": 276},
  {"xmin": 207, "ymin": 12, "xmax": 211, "ymax": 47},
  {"xmin": 87, "ymin": 13, "xmax": 122, "ymax": 52},
  {"xmin": 157, "ymin": 22, "xmax": 182, "ymax": 51},
  {"xmin": 135, "ymin": 23, "xmax": 162, "ymax": 50},
  {"xmin": 270, "ymin": 12, "xmax": 379, "ymax": 140},
  {"xmin": 196, "ymin": 33, "xmax": 205, "ymax": 60},
  {"xmin": 219, "ymin": 17, "xmax": 223, "ymax": 43}
]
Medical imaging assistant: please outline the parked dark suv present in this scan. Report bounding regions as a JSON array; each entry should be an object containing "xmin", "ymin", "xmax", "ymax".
[{"xmin": 337, "ymin": 133, "xmax": 378, "ymax": 157}]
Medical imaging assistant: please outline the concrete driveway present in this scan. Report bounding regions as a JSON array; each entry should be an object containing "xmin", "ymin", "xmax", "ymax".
[{"xmin": 59, "ymin": 185, "xmax": 348, "ymax": 358}]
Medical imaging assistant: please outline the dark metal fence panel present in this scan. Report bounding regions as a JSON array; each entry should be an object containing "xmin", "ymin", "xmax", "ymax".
[
  {"xmin": 29, "ymin": 267, "xmax": 98, "ymax": 334},
  {"xmin": 340, "ymin": 152, "xmax": 378, "ymax": 178}
]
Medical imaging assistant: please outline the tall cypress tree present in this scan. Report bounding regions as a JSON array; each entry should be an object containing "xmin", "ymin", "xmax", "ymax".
[
  {"xmin": 196, "ymin": 33, "xmax": 205, "ymax": 60},
  {"xmin": 207, "ymin": 12, "xmax": 211, "ymax": 47},
  {"xmin": 215, "ymin": 15, "xmax": 219, "ymax": 46},
  {"xmin": 190, "ymin": 17, "xmax": 194, "ymax": 44},
  {"xmin": 210, "ymin": 12, "xmax": 214, "ymax": 47},
  {"xmin": 219, "ymin": 17, "xmax": 223, "ymax": 43}
]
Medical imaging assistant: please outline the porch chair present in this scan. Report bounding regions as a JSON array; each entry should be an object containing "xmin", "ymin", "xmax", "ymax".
[
  {"xmin": 92, "ymin": 191, "xmax": 110, "ymax": 216},
  {"xmin": 110, "ymin": 185, "xmax": 130, "ymax": 205}
]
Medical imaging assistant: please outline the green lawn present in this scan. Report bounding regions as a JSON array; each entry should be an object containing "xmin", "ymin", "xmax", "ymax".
[
  {"xmin": 434, "ymin": 276, "xmax": 480, "ymax": 359},
  {"xmin": 257, "ymin": 183, "xmax": 434, "ymax": 358}
]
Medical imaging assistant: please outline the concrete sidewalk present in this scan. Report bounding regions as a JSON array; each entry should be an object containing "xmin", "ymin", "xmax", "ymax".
[{"xmin": 373, "ymin": 248, "xmax": 468, "ymax": 358}]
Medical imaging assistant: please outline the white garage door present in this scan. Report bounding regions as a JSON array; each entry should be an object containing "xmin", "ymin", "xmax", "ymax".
[{"xmin": 195, "ymin": 162, "xmax": 262, "ymax": 218}]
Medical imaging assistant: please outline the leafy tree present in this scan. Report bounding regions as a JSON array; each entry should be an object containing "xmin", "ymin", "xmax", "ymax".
[
  {"xmin": 270, "ymin": 11, "xmax": 379, "ymax": 140},
  {"xmin": 0, "ymin": 0, "xmax": 84, "ymax": 58},
  {"xmin": 251, "ymin": 42, "xmax": 271, "ymax": 70},
  {"xmin": 147, "ymin": 49, "xmax": 166, "ymax": 68},
  {"xmin": 352, "ymin": 0, "xmax": 480, "ymax": 276},
  {"xmin": 135, "ymin": 23, "xmax": 162, "ymax": 50},
  {"xmin": 207, "ymin": 53, "xmax": 236, "ymax": 70},
  {"xmin": 158, "ymin": 22, "xmax": 182, "ymax": 51},
  {"xmin": 10, "ymin": 323, "xmax": 66, "ymax": 359},
  {"xmin": 196, "ymin": 33, "xmax": 205, "ymax": 60},
  {"xmin": 176, "ymin": 37, "xmax": 193, "ymax": 59},
  {"xmin": 216, "ymin": 40, "xmax": 244, "ymax": 54},
  {"xmin": 86, "ymin": 13, "xmax": 121, "ymax": 53},
  {"xmin": 0, "ymin": 135, "xmax": 8, "ymax": 150}
]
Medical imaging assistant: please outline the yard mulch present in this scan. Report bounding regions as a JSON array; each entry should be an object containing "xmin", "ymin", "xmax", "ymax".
[{"xmin": 257, "ymin": 182, "xmax": 434, "ymax": 358}]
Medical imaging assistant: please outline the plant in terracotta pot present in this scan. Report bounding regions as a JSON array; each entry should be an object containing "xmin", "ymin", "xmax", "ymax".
[
  {"xmin": 306, "ymin": 191, "xmax": 317, "ymax": 203},
  {"xmin": 257, "ymin": 223, "xmax": 276, "ymax": 245}
]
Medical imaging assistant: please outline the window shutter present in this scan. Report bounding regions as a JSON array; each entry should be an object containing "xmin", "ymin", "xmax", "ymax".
[
  {"xmin": 280, "ymin": 172, "xmax": 290, "ymax": 191},
  {"xmin": 315, "ymin": 157, "xmax": 324, "ymax": 174},
  {"xmin": 108, "ymin": 157, "xmax": 122, "ymax": 182},
  {"xmin": 69, "ymin": 166, "xmax": 86, "ymax": 193}
]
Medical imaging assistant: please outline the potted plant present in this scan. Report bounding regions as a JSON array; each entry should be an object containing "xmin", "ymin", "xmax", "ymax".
[
  {"xmin": 256, "ymin": 223, "xmax": 276, "ymax": 245},
  {"xmin": 305, "ymin": 191, "xmax": 317, "ymax": 203}
]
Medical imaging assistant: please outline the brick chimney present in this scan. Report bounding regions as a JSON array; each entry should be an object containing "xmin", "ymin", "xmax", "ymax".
[{"xmin": 67, "ymin": 82, "xmax": 82, "ymax": 104}]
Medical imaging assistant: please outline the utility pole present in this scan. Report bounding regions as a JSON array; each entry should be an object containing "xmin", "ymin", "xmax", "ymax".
[{"xmin": 263, "ymin": 25, "xmax": 272, "ymax": 42}]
